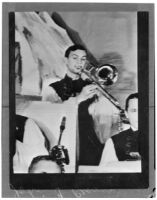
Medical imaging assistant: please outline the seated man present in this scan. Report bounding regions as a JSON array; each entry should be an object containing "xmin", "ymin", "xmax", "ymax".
[
  {"xmin": 99, "ymin": 93, "xmax": 140, "ymax": 165},
  {"xmin": 28, "ymin": 155, "xmax": 61, "ymax": 173}
]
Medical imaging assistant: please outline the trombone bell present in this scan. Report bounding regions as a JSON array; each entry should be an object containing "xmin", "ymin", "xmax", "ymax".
[
  {"xmin": 83, "ymin": 63, "xmax": 118, "ymax": 86},
  {"xmin": 96, "ymin": 64, "xmax": 118, "ymax": 86}
]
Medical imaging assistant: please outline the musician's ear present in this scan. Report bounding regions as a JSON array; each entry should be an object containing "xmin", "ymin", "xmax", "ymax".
[
  {"xmin": 125, "ymin": 110, "xmax": 128, "ymax": 119},
  {"xmin": 64, "ymin": 57, "xmax": 68, "ymax": 66}
]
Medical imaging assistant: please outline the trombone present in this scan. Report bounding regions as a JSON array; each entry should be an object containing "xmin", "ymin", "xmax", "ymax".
[{"xmin": 82, "ymin": 63, "xmax": 128, "ymax": 122}]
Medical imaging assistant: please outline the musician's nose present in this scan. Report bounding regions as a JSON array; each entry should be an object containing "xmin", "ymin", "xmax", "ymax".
[{"xmin": 76, "ymin": 59, "xmax": 82, "ymax": 66}]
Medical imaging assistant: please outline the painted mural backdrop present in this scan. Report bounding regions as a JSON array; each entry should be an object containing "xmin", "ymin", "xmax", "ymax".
[{"xmin": 15, "ymin": 11, "xmax": 137, "ymax": 108}]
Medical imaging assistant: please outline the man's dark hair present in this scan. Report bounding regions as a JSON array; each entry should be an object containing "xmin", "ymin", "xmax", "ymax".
[
  {"xmin": 28, "ymin": 155, "xmax": 55, "ymax": 173},
  {"xmin": 125, "ymin": 93, "xmax": 138, "ymax": 111},
  {"xmin": 65, "ymin": 44, "xmax": 87, "ymax": 58}
]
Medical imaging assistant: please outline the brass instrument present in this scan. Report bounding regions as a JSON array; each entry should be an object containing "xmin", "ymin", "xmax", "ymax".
[
  {"xmin": 84, "ymin": 63, "xmax": 118, "ymax": 86},
  {"xmin": 82, "ymin": 63, "xmax": 128, "ymax": 123}
]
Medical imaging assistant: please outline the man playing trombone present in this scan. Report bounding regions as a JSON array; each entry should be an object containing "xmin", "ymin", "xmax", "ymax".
[
  {"xmin": 42, "ymin": 44, "xmax": 120, "ymax": 167},
  {"xmin": 42, "ymin": 44, "xmax": 99, "ymax": 104}
]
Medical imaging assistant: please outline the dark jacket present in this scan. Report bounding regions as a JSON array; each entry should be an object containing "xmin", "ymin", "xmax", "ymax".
[
  {"xmin": 49, "ymin": 75, "xmax": 90, "ymax": 101},
  {"xmin": 49, "ymin": 75, "xmax": 104, "ymax": 165},
  {"xmin": 112, "ymin": 128, "xmax": 140, "ymax": 161}
]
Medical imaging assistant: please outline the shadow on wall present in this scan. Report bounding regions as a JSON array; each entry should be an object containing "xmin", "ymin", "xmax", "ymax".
[{"xmin": 99, "ymin": 52, "xmax": 136, "ymax": 91}]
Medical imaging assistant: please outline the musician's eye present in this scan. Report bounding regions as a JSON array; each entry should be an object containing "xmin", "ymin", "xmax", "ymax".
[
  {"xmin": 81, "ymin": 58, "xmax": 86, "ymax": 62},
  {"xmin": 72, "ymin": 56, "xmax": 77, "ymax": 60}
]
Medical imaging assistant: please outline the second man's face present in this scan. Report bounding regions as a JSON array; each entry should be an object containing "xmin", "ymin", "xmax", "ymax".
[
  {"xmin": 126, "ymin": 98, "xmax": 138, "ymax": 131},
  {"xmin": 66, "ymin": 49, "xmax": 87, "ymax": 75}
]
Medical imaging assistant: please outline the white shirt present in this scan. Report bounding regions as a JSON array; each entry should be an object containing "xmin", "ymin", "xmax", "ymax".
[
  {"xmin": 99, "ymin": 126, "xmax": 138, "ymax": 165},
  {"xmin": 99, "ymin": 138, "xmax": 118, "ymax": 165}
]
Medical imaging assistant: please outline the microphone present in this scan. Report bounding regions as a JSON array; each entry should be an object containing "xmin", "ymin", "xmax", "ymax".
[
  {"xmin": 58, "ymin": 116, "xmax": 66, "ymax": 145},
  {"xmin": 49, "ymin": 116, "xmax": 69, "ymax": 173},
  {"xmin": 60, "ymin": 116, "xmax": 66, "ymax": 132}
]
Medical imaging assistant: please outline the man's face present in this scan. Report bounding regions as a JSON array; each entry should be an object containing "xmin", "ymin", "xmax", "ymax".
[
  {"xmin": 31, "ymin": 160, "xmax": 60, "ymax": 173},
  {"xmin": 66, "ymin": 49, "xmax": 87, "ymax": 75},
  {"xmin": 126, "ymin": 98, "xmax": 138, "ymax": 130}
]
